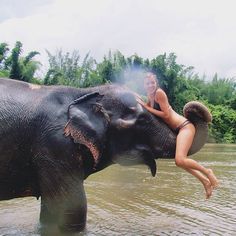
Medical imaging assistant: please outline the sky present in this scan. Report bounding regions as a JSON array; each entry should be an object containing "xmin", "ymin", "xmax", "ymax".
[{"xmin": 0, "ymin": 0, "xmax": 236, "ymax": 79}]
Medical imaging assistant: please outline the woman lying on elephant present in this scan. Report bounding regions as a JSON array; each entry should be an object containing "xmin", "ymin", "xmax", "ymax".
[{"xmin": 137, "ymin": 72, "xmax": 218, "ymax": 199}]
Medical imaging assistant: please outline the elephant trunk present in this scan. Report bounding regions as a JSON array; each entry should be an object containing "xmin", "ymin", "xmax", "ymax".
[{"xmin": 183, "ymin": 101, "xmax": 212, "ymax": 155}]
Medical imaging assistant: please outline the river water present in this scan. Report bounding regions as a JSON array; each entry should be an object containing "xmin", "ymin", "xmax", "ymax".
[{"xmin": 0, "ymin": 144, "xmax": 235, "ymax": 235}]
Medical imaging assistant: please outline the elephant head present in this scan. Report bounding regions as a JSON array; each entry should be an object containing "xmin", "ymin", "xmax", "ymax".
[{"xmin": 63, "ymin": 85, "xmax": 211, "ymax": 178}]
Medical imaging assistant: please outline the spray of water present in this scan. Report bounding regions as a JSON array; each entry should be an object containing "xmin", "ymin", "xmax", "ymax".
[{"xmin": 116, "ymin": 67, "xmax": 148, "ymax": 96}]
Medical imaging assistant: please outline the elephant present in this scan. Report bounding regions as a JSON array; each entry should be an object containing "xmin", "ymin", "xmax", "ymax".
[{"xmin": 0, "ymin": 78, "xmax": 211, "ymax": 233}]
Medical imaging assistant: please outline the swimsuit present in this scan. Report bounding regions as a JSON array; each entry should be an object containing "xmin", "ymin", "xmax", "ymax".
[
  {"xmin": 153, "ymin": 100, "xmax": 172, "ymax": 111},
  {"xmin": 174, "ymin": 119, "xmax": 191, "ymax": 134},
  {"xmin": 153, "ymin": 101, "xmax": 161, "ymax": 111},
  {"xmin": 153, "ymin": 101, "xmax": 191, "ymax": 134}
]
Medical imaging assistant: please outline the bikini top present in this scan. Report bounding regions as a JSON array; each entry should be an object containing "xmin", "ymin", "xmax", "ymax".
[
  {"xmin": 153, "ymin": 101, "xmax": 161, "ymax": 111},
  {"xmin": 153, "ymin": 100, "xmax": 172, "ymax": 111}
]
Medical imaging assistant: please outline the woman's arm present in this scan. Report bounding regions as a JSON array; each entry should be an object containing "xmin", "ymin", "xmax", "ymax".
[{"xmin": 139, "ymin": 89, "xmax": 171, "ymax": 119}]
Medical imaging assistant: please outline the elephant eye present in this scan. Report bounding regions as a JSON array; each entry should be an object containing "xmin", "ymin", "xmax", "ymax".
[
  {"xmin": 128, "ymin": 106, "xmax": 137, "ymax": 112},
  {"xmin": 121, "ymin": 107, "xmax": 137, "ymax": 119}
]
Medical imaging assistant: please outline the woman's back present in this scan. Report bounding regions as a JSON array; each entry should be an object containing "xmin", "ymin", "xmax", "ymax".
[{"xmin": 152, "ymin": 89, "xmax": 186, "ymax": 130}]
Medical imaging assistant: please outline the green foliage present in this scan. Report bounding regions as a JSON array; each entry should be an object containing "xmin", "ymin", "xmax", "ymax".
[
  {"xmin": 9, "ymin": 41, "xmax": 22, "ymax": 80},
  {"xmin": 30, "ymin": 77, "xmax": 43, "ymax": 85},
  {"xmin": 20, "ymin": 58, "xmax": 41, "ymax": 82},
  {"xmin": 44, "ymin": 49, "xmax": 105, "ymax": 87},
  {"xmin": 171, "ymin": 77, "xmax": 200, "ymax": 114},
  {"xmin": 44, "ymin": 49, "xmax": 80, "ymax": 85},
  {"xmin": 97, "ymin": 58, "xmax": 114, "ymax": 82},
  {"xmin": 208, "ymin": 104, "xmax": 236, "ymax": 143},
  {"xmin": 0, "ymin": 70, "xmax": 9, "ymax": 77},
  {"xmin": 0, "ymin": 41, "xmax": 40, "ymax": 82},
  {"xmin": 227, "ymin": 95, "xmax": 236, "ymax": 110},
  {"xmin": 200, "ymin": 74, "xmax": 236, "ymax": 105},
  {"xmin": 0, "ymin": 43, "xmax": 9, "ymax": 69},
  {"xmin": 97, "ymin": 50, "xmax": 128, "ymax": 83}
]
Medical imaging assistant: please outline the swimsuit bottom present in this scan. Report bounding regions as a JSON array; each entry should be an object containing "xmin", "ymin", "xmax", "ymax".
[{"xmin": 174, "ymin": 120, "xmax": 191, "ymax": 134}]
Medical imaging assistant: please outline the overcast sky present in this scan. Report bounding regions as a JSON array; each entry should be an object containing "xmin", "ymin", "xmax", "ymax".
[{"xmin": 0, "ymin": 0, "xmax": 236, "ymax": 79}]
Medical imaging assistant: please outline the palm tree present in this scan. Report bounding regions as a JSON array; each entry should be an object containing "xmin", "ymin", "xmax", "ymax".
[
  {"xmin": 20, "ymin": 51, "xmax": 41, "ymax": 82},
  {"xmin": 3, "ymin": 41, "xmax": 41, "ymax": 82},
  {"xmin": 9, "ymin": 41, "xmax": 22, "ymax": 80}
]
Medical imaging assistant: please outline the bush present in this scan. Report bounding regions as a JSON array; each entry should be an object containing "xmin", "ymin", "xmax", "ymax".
[{"xmin": 208, "ymin": 104, "xmax": 236, "ymax": 143}]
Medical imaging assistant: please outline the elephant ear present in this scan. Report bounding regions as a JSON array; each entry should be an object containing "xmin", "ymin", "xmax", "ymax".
[{"xmin": 64, "ymin": 92, "xmax": 109, "ymax": 168}]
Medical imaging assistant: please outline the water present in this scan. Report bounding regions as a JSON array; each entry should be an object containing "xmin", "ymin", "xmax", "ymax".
[{"xmin": 0, "ymin": 144, "xmax": 235, "ymax": 235}]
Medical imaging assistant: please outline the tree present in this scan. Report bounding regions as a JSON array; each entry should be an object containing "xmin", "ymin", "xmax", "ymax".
[
  {"xmin": 197, "ymin": 74, "xmax": 235, "ymax": 105},
  {"xmin": 97, "ymin": 57, "xmax": 114, "ymax": 83},
  {"xmin": 20, "ymin": 51, "xmax": 41, "ymax": 82},
  {"xmin": 97, "ymin": 50, "xmax": 129, "ymax": 84},
  {"xmin": 0, "ymin": 41, "xmax": 40, "ymax": 82},
  {"xmin": 44, "ymin": 49, "xmax": 80, "ymax": 85},
  {"xmin": 0, "ymin": 43, "xmax": 10, "ymax": 77},
  {"xmin": 44, "ymin": 49, "xmax": 103, "ymax": 87},
  {"xmin": 209, "ymin": 104, "xmax": 236, "ymax": 143},
  {"xmin": 9, "ymin": 41, "xmax": 22, "ymax": 80},
  {"xmin": 0, "ymin": 43, "xmax": 9, "ymax": 69}
]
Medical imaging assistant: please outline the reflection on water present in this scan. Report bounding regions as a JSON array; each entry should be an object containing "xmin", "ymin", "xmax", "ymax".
[{"xmin": 0, "ymin": 144, "xmax": 236, "ymax": 235}]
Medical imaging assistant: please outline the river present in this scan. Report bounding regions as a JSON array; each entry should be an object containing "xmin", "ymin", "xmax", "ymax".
[{"xmin": 0, "ymin": 144, "xmax": 235, "ymax": 235}]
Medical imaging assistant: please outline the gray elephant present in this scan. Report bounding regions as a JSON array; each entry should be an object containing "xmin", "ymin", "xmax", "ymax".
[{"xmin": 0, "ymin": 78, "xmax": 211, "ymax": 233}]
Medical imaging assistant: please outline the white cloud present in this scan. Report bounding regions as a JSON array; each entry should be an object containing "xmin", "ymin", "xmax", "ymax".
[
  {"xmin": 0, "ymin": 0, "xmax": 236, "ymax": 79},
  {"xmin": 0, "ymin": 0, "xmax": 53, "ymax": 22}
]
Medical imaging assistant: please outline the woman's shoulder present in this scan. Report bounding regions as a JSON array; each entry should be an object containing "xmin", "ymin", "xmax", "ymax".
[{"xmin": 155, "ymin": 88, "xmax": 167, "ymax": 99}]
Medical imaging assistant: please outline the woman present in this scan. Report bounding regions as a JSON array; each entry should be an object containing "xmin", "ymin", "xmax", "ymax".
[{"xmin": 137, "ymin": 72, "xmax": 218, "ymax": 199}]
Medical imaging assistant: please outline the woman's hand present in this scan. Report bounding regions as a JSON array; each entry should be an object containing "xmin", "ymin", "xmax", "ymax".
[
  {"xmin": 136, "ymin": 97, "xmax": 147, "ymax": 107},
  {"xmin": 134, "ymin": 92, "xmax": 144, "ymax": 104}
]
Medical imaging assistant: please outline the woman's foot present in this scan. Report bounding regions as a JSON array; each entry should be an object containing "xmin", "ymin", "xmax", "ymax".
[
  {"xmin": 207, "ymin": 169, "xmax": 219, "ymax": 189},
  {"xmin": 203, "ymin": 180, "xmax": 213, "ymax": 199}
]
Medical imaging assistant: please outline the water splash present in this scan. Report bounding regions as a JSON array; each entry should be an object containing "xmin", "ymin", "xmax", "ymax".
[{"xmin": 117, "ymin": 67, "xmax": 148, "ymax": 95}]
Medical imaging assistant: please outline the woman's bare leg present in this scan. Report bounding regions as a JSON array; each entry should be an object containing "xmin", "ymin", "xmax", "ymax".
[
  {"xmin": 184, "ymin": 168, "xmax": 213, "ymax": 199},
  {"xmin": 175, "ymin": 124, "xmax": 218, "ymax": 197},
  {"xmin": 177, "ymin": 157, "xmax": 218, "ymax": 188}
]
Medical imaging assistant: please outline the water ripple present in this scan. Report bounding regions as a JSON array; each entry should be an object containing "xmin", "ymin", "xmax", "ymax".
[{"xmin": 0, "ymin": 144, "xmax": 236, "ymax": 235}]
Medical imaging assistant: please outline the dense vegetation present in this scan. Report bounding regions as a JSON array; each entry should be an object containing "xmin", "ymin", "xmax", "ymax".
[{"xmin": 1, "ymin": 41, "xmax": 235, "ymax": 143}]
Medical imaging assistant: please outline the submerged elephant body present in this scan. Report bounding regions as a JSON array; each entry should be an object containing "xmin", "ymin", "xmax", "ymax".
[{"xmin": 0, "ymin": 78, "xmax": 210, "ymax": 232}]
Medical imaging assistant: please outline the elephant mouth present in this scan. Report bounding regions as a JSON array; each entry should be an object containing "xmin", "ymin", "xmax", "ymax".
[{"xmin": 113, "ymin": 145, "xmax": 157, "ymax": 177}]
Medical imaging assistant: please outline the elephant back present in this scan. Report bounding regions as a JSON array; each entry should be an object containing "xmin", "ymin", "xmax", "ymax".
[{"xmin": 183, "ymin": 101, "xmax": 212, "ymax": 155}]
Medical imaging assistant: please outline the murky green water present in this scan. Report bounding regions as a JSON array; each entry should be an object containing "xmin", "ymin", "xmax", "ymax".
[{"xmin": 0, "ymin": 144, "xmax": 236, "ymax": 235}]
